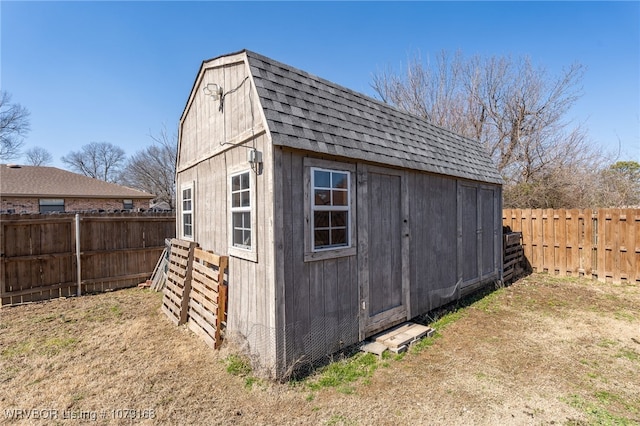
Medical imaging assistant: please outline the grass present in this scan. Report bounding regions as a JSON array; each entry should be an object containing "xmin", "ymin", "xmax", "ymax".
[
  {"xmin": 302, "ymin": 286, "xmax": 493, "ymax": 390},
  {"xmin": 1, "ymin": 275, "xmax": 639, "ymax": 424},
  {"xmin": 40, "ymin": 337, "xmax": 79, "ymax": 356},
  {"xmin": 1, "ymin": 337, "xmax": 78, "ymax": 358},
  {"xmin": 306, "ymin": 352, "xmax": 378, "ymax": 393},
  {"xmin": 564, "ymin": 394, "xmax": 637, "ymax": 425},
  {"xmin": 615, "ymin": 348, "xmax": 639, "ymax": 363},
  {"xmin": 224, "ymin": 354, "xmax": 252, "ymax": 376},
  {"xmin": 1, "ymin": 340, "xmax": 34, "ymax": 358},
  {"xmin": 224, "ymin": 354, "xmax": 263, "ymax": 389}
]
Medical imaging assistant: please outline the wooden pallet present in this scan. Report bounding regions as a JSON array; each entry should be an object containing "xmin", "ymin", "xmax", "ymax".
[
  {"xmin": 362, "ymin": 322, "xmax": 435, "ymax": 354},
  {"xmin": 187, "ymin": 248, "xmax": 228, "ymax": 349},
  {"xmin": 161, "ymin": 239, "xmax": 198, "ymax": 325}
]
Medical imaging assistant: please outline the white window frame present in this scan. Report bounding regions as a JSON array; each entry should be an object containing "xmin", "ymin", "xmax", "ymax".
[
  {"xmin": 304, "ymin": 157, "xmax": 356, "ymax": 262},
  {"xmin": 180, "ymin": 182, "xmax": 194, "ymax": 240},
  {"xmin": 228, "ymin": 166, "xmax": 257, "ymax": 262}
]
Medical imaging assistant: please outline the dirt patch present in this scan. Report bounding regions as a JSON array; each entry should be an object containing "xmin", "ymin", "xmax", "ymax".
[{"xmin": 1, "ymin": 275, "xmax": 639, "ymax": 425}]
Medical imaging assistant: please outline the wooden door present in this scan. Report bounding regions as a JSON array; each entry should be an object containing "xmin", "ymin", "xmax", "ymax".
[{"xmin": 358, "ymin": 165, "xmax": 409, "ymax": 338}]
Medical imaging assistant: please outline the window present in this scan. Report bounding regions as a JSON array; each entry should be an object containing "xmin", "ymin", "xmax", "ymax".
[
  {"xmin": 311, "ymin": 168, "xmax": 350, "ymax": 250},
  {"xmin": 123, "ymin": 199, "xmax": 133, "ymax": 210},
  {"xmin": 303, "ymin": 158, "xmax": 356, "ymax": 262},
  {"xmin": 181, "ymin": 184, "xmax": 194, "ymax": 239},
  {"xmin": 231, "ymin": 171, "xmax": 251, "ymax": 249},
  {"xmin": 39, "ymin": 199, "xmax": 64, "ymax": 213}
]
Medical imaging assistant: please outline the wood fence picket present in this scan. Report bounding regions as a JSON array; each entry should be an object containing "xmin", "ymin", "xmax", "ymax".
[{"xmin": 503, "ymin": 208, "xmax": 640, "ymax": 284}]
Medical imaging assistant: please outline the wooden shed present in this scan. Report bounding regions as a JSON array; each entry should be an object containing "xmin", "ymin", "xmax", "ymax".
[{"xmin": 177, "ymin": 50, "xmax": 503, "ymax": 377}]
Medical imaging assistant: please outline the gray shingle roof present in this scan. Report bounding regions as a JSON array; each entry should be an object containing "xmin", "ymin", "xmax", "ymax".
[
  {"xmin": 244, "ymin": 50, "xmax": 502, "ymax": 185},
  {"xmin": 0, "ymin": 164, "xmax": 155, "ymax": 199}
]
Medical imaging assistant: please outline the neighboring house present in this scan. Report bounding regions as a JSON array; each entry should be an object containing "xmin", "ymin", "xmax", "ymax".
[
  {"xmin": 177, "ymin": 50, "xmax": 503, "ymax": 378},
  {"xmin": 0, "ymin": 164, "xmax": 154, "ymax": 213}
]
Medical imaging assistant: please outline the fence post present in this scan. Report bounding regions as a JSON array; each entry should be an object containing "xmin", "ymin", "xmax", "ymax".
[{"xmin": 75, "ymin": 213, "xmax": 82, "ymax": 296}]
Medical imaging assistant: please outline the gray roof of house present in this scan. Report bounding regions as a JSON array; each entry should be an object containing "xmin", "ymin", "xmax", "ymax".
[
  {"xmin": 244, "ymin": 50, "xmax": 502, "ymax": 185},
  {"xmin": 0, "ymin": 164, "xmax": 155, "ymax": 199}
]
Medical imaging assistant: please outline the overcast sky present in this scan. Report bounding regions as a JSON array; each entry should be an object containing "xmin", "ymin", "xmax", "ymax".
[{"xmin": 2, "ymin": 1, "xmax": 638, "ymax": 168}]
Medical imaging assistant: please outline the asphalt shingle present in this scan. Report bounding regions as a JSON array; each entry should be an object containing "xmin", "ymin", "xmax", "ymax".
[
  {"xmin": 243, "ymin": 50, "xmax": 502, "ymax": 184},
  {"xmin": 0, "ymin": 165, "xmax": 154, "ymax": 199}
]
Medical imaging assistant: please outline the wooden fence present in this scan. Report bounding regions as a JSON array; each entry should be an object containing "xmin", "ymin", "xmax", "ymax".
[
  {"xmin": 503, "ymin": 208, "xmax": 640, "ymax": 284},
  {"xmin": 0, "ymin": 212, "xmax": 175, "ymax": 306},
  {"xmin": 161, "ymin": 239, "xmax": 229, "ymax": 349}
]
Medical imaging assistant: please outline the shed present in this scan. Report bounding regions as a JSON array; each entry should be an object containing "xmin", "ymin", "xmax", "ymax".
[{"xmin": 177, "ymin": 50, "xmax": 503, "ymax": 377}]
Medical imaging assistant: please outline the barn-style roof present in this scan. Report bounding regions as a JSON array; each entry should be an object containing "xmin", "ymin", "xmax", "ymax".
[
  {"xmin": 0, "ymin": 164, "xmax": 154, "ymax": 199},
  {"xmin": 243, "ymin": 50, "xmax": 502, "ymax": 185}
]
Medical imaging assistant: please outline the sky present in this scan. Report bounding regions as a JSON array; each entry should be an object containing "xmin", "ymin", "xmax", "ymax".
[{"xmin": 2, "ymin": 1, "xmax": 639, "ymax": 169}]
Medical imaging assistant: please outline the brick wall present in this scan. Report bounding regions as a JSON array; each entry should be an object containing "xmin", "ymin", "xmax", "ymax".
[{"xmin": 1, "ymin": 197, "xmax": 151, "ymax": 214}]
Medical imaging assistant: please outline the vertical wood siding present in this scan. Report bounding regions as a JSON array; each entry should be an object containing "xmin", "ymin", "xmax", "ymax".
[
  {"xmin": 276, "ymin": 149, "xmax": 359, "ymax": 370},
  {"xmin": 276, "ymin": 150, "xmax": 502, "ymax": 373},
  {"xmin": 177, "ymin": 57, "xmax": 277, "ymax": 375},
  {"xmin": 409, "ymin": 173, "xmax": 458, "ymax": 314}
]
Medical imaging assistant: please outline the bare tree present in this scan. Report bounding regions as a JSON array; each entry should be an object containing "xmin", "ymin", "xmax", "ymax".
[
  {"xmin": 24, "ymin": 146, "xmax": 53, "ymax": 166},
  {"xmin": 372, "ymin": 51, "xmax": 602, "ymax": 208},
  {"xmin": 61, "ymin": 141, "xmax": 126, "ymax": 183},
  {"xmin": 120, "ymin": 127, "xmax": 177, "ymax": 209},
  {"xmin": 596, "ymin": 161, "xmax": 640, "ymax": 207},
  {"xmin": 0, "ymin": 91, "xmax": 31, "ymax": 161}
]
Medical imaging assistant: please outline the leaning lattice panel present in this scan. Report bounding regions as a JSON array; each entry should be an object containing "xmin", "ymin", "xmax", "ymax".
[
  {"xmin": 187, "ymin": 248, "xmax": 229, "ymax": 349},
  {"xmin": 161, "ymin": 239, "xmax": 197, "ymax": 325}
]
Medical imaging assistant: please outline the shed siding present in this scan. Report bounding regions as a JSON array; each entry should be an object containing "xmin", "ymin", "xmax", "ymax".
[
  {"xmin": 179, "ymin": 57, "xmax": 261, "ymax": 173},
  {"xmin": 462, "ymin": 185, "xmax": 479, "ymax": 283},
  {"xmin": 177, "ymin": 56, "xmax": 278, "ymax": 375},
  {"xmin": 276, "ymin": 149, "xmax": 501, "ymax": 370},
  {"xmin": 225, "ymin": 134, "xmax": 277, "ymax": 375},
  {"xmin": 277, "ymin": 149, "xmax": 359, "ymax": 369},
  {"xmin": 409, "ymin": 173, "xmax": 459, "ymax": 315}
]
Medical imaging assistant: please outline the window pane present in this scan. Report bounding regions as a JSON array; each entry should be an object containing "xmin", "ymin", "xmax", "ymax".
[
  {"xmin": 314, "ymin": 170, "xmax": 330, "ymax": 188},
  {"xmin": 241, "ymin": 172, "xmax": 250, "ymax": 190},
  {"xmin": 233, "ymin": 229, "xmax": 243, "ymax": 246},
  {"xmin": 232, "ymin": 175, "xmax": 240, "ymax": 191},
  {"xmin": 232, "ymin": 212, "xmax": 242, "ymax": 228},
  {"xmin": 243, "ymin": 212, "xmax": 251, "ymax": 228},
  {"xmin": 314, "ymin": 211, "xmax": 329, "ymax": 228},
  {"xmin": 183, "ymin": 200, "xmax": 191, "ymax": 210},
  {"xmin": 314, "ymin": 189, "xmax": 331, "ymax": 205},
  {"xmin": 232, "ymin": 193, "xmax": 240, "ymax": 208},
  {"xmin": 331, "ymin": 229, "xmax": 347, "ymax": 245},
  {"xmin": 40, "ymin": 204, "xmax": 65, "ymax": 213},
  {"xmin": 332, "ymin": 190, "xmax": 348, "ymax": 206},
  {"xmin": 314, "ymin": 230, "xmax": 330, "ymax": 248},
  {"xmin": 332, "ymin": 172, "xmax": 348, "ymax": 189},
  {"xmin": 241, "ymin": 190, "xmax": 250, "ymax": 207},
  {"xmin": 331, "ymin": 211, "xmax": 347, "ymax": 227},
  {"xmin": 242, "ymin": 230, "xmax": 251, "ymax": 247},
  {"xmin": 39, "ymin": 199, "xmax": 64, "ymax": 206},
  {"xmin": 183, "ymin": 213, "xmax": 192, "ymax": 226},
  {"xmin": 184, "ymin": 223, "xmax": 192, "ymax": 236},
  {"xmin": 183, "ymin": 188, "xmax": 191, "ymax": 200}
]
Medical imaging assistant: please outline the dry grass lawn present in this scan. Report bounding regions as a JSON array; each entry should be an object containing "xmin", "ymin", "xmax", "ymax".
[{"xmin": 1, "ymin": 274, "xmax": 639, "ymax": 425}]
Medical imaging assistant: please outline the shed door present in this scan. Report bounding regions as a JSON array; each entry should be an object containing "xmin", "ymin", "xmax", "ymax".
[{"xmin": 358, "ymin": 165, "xmax": 409, "ymax": 338}]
